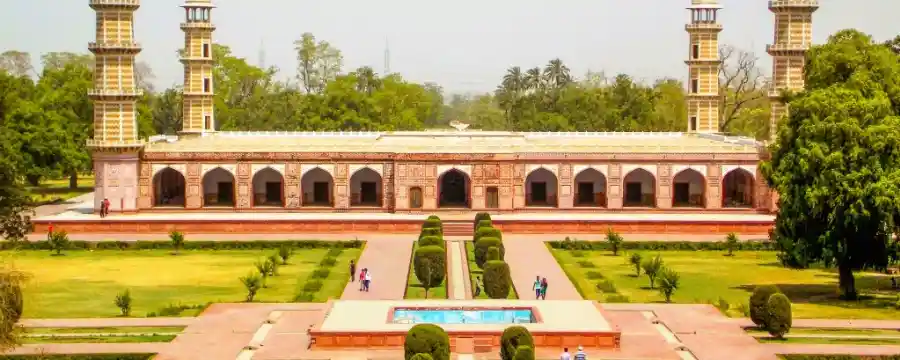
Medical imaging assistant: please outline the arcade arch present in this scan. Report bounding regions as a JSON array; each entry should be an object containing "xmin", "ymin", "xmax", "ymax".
[
  {"xmin": 302, "ymin": 168, "xmax": 334, "ymax": 206},
  {"xmin": 202, "ymin": 168, "xmax": 235, "ymax": 207},
  {"xmin": 623, "ymin": 168, "xmax": 656, "ymax": 207},
  {"xmin": 672, "ymin": 169, "xmax": 706, "ymax": 208},
  {"xmin": 525, "ymin": 168, "xmax": 559, "ymax": 207},
  {"xmin": 574, "ymin": 168, "xmax": 607, "ymax": 207},
  {"xmin": 350, "ymin": 168, "xmax": 383, "ymax": 207},
  {"xmin": 153, "ymin": 168, "xmax": 185, "ymax": 207},
  {"xmin": 438, "ymin": 169, "xmax": 470, "ymax": 208},
  {"xmin": 722, "ymin": 168, "xmax": 755, "ymax": 208},
  {"xmin": 252, "ymin": 168, "xmax": 284, "ymax": 207}
]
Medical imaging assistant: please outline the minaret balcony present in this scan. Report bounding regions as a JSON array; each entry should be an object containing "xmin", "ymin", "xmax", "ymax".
[
  {"xmin": 685, "ymin": 23, "xmax": 723, "ymax": 31},
  {"xmin": 768, "ymin": 0, "xmax": 819, "ymax": 10},
  {"xmin": 180, "ymin": 22, "xmax": 216, "ymax": 31},
  {"xmin": 686, "ymin": 93, "xmax": 722, "ymax": 99},
  {"xmin": 88, "ymin": 89, "xmax": 144, "ymax": 99},
  {"xmin": 766, "ymin": 43, "xmax": 810, "ymax": 55},
  {"xmin": 89, "ymin": 0, "xmax": 140, "ymax": 10},
  {"xmin": 182, "ymin": 90, "xmax": 214, "ymax": 97},
  {"xmin": 179, "ymin": 56, "xmax": 215, "ymax": 64},
  {"xmin": 86, "ymin": 138, "xmax": 146, "ymax": 152},
  {"xmin": 684, "ymin": 59, "xmax": 722, "ymax": 66},
  {"xmin": 88, "ymin": 42, "xmax": 142, "ymax": 54}
]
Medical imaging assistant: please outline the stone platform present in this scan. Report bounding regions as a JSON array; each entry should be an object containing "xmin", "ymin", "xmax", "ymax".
[
  {"xmin": 309, "ymin": 300, "xmax": 620, "ymax": 352},
  {"xmin": 32, "ymin": 200, "xmax": 773, "ymax": 235}
]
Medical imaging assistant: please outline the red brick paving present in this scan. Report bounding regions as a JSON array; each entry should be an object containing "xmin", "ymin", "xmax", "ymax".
[
  {"xmin": 339, "ymin": 236, "xmax": 415, "ymax": 300},
  {"xmin": 26, "ymin": 232, "xmax": 768, "ymax": 242},
  {"xmin": 503, "ymin": 237, "xmax": 581, "ymax": 300}
]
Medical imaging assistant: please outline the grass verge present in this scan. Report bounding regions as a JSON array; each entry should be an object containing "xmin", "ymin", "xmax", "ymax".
[
  {"xmin": 465, "ymin": 242, "xmax": 517, "ymax": 299},
  {"xmin": 405, "ymin": 242, "xmax": 446, "ymax": 299}
]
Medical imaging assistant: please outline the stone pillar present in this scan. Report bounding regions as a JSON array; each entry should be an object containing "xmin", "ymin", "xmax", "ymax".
[
  {"xmin": 137, "ymin": 162, "xmax": 152, "ymax": 209},
  {"xmin": 92, "ymin": 152, "xmax": 141, "ymax": 213},
  {"xmin": 335, "ymin": 163, "xmax": 350, "ymax": 209},
  {"xmin": 185, "ymin": 163, "xmax": 202, "ymax": 209},
  {"xmin": 607, "ymin": 164, "xmax": 623, "ymax": 209},
  {"xmin": 705, "ymin": 164, "xmax": 722, "ymax": 209},
  {"xmin": 383, "ymin": 162, "xmax": 395, "ymax": 211},
  {"xmin": 236, "ymin": 163, "xmax": 252, "ymax": 209},
  {"xmin": 512, "ymin": 164, "xmax": 526, "ymax": 209},
  {"xmin": 558, "ymin": 163, "xmax": 574, "ymax": 209},
  {"xmin": 284, "ymin": 163, "xmax": 301, "ymax": 209},
  {"xmin": 656, "ymin": 164, "xmax": 673, "ymax": 209},
  {"xmin": 756, "ymin": 167, "xmax": 774, "ymax": 212},
  {"xmin": 500, "ymin": 164, "xmax": 514, "ymax": 210}
]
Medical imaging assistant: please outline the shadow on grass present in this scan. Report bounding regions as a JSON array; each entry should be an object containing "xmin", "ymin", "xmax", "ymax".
[{"xmin": 733, "ymin": 273, "xmax": 898, "ymax": 312}]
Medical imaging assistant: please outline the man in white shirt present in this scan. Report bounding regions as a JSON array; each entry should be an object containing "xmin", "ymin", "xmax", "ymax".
[
  {"xmin": 574, "ymin": 345, "xmax": 587, "ymax": 360},
  {"xmin": 560, "ymin": 347, "xmax": 571, "ymax": 360},
  {"xmin": 364, "ymin": 271, "xmax": 372, "ymax": 292}
]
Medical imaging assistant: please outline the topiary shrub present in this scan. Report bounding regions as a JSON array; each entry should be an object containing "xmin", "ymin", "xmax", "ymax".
[
  {"xmin": 750, "ymin": 284, "xmax": 782, "ymax": 327},
  {"xmin": 500, "ymin": 326, "xmax": 534, "ymax": 360},
  {"xmin": 404, "ymin": 324, "xmax": 450, "ymax": 360},
  {"xmin": 487, "ymin": 246, "xmax": 500, "ymax": 261},
  {"xmin": 475, "ymin": 226, "xmax": 503, "ymax": 243},
  {"xmin": 475, "ymin": 237, "xmax": 503, "ymax": 268},
  {"xmin": 419, "ymin": 227, "xmax": 443, "ymax": 241},
  {"xmin": 476, "ymin": 219, "xmax": 493, "ymax": 232},
  {"xmin": 419, "ymin": 235, "xmax": 444, "ymax": 248},
  {"xmin": 423, "ymin": 216, "xmax": 442, "ymax": 231},
  {"xmin": 474, "ymin": 212, "xmax": 492, "ymax": 231},
  {"xmin": 513, "ymin": 345, "xmax": 535, "ymax": 360},
  {"xmin": 765, "ymin": 293, "xmax": 792, "ymax": 339},
  {"xmin": 413, "ymin": 246, "xmax": 447, "ymax": 299},
  {"xmin": 410, "ymin": 354, "xmax": 434, "ymax": 360},
  {"xmin": 483, "ymin": 260, "xmax": 511, "ymax": 299}
]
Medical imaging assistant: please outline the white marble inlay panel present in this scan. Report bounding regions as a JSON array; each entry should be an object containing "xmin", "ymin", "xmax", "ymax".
[
  {"xmin": 201, "ymin": 164, "xmax": 237, "ymax": 177},
  {"xmin": 721, "ymin": 164, "xmax": 757, "ymax": 179},
  {"xmin": 525, "ymin": 164, "xmax": 559, "ymax": 177},
  {"xmin": 251, "ymin": 164, "xmax": 286, "ymax": 176},
  {"xmin": 151, "ymin": 164, "xmax": 187, "ymax": 178},
  {"xmin": 300, "ymin": 164, "xmax": 336, "ymax": 178},
  {"xmin": 671, "ymin": 164, "xmax": 708, "ymax": 177},
  {"xmin": 436, "ymin": 165, "xmax": 472, "ymax": 177},
  {"xmin": 621, "ymin": 164, "xmax": 658, "ymax": 177},
  {"xmin": 348, "ymin": 164, "xmax": 384, "ymax": 177}
]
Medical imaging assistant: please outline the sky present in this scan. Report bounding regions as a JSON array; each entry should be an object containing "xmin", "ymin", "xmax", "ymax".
[{"xmin": 1, "ymin": 0, "xmax": 897, "ymax": 94}]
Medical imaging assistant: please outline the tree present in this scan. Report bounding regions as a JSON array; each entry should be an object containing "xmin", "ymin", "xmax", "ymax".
[
  {"xmin": 725, "ymin": 233, "xmax": 739, "ymax": 256},
  {"xmin": 169, "ymin": 231, "xmax": 185, "ymax": 255},
  {"xmin": 266, "ymin": 254, "xmax": 280, "ymax": 276},
  {"xmin": 500, "ymin": 326, "xmax": 534, "ymax": 360},
  {"xmin": 40, "ymin": 52, "xmax": 93, "ymax": 71},
  {"xmin": 718, "ymin": 45, "xmax": 767, "ymax": 134},
  {"xmin": 629, "ymin": 253, "xmax": 642, "ymax": 277},
  {"xmin": 0, "ymin": 115, "xmax": 32, "ymax": 243},
  {"xmin": 765, "ymin": 293, "xmax": 792, "ymax": 339},
  {"xmin": 151, "ymin": 87, "xmax": 183, "ymax": 135},
  {"xmin": 543, "ymin": 58, "xmax": 572, "ymax": 90},
  {"xmin": 0, "ymin": 51, "xmax": 33, "ymax": 77},
  {"xmin": 513, "ymin": 345, "xmax": 535, "ymax": 360},
  {"xmin": 605, "ymin": 228, "xmax": 623, "ymax": 256},
  {"xmin": 483, "ymin": 260, "xmax": 511, "ymax": 299},
  {"xmin": 240, "ymin": 273, "xmax": 262, "ymax": 302},
  {"xmin": 404, "ymin": 324, "xmax": 450, "ymax": 360},
  {"xmin": 48, "ymin": 230, "xmax": 69, "ymax": 256},
  {"xmin": 885, "ymin": 35, "xmax": 900, "ymax": 55},
  {"xmin": 414, "ymin": 246, "xmax": 446, "ymax": 299},
  {"xmin": 410, "ymin": 354, "xmax": 434, "ymax": 360},
  {"xmin": 254, "ymin": 260, "xmax": 269, "ymax": 287},
  {"xmin": 0, "ymin": 263, "xmax": 27, "ymax": 352},
  {"xmin": 293, "ymin": 33, "xmax": 343, "ymax": 94},
  {"xmin": 763, "ymin": 29, "xmax": 900, "ymax": 300},
  {"xmin": 641, "ymin": 255, "xmax": 663, "ymax": 289},
  {"xmin": 750, "ymin": 285, "xmax": 781, "ymax": 328},
  {"xmin": 474, "ymin": 237, "xmax": 503, "ymax": 268},
  {"xmin": 115, "ymin": 289, "xmax": 132, "ymax": 317},
  {"xmin": 278, "ymin": 245, "xmax": 292, "ymax": 265},
  {"xmin": 657, "ymin": 268, "xmax": 680, "ymax": 302}
]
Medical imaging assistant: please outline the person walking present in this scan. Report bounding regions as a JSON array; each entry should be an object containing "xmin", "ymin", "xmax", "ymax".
[
  {"xmin": 474, "ymin": 276, "xmax": 482, "ymax": 297},
  {"xmin": 533, "ymin": 276, "xmax": 542, "ymax": 299},
  {"xmin": 574, "ymin": 345, "xmax": 587, "ymax": 360},
  {"xmin": 47, "ymin": 223, "xmax": 53, "ymax": 240},
  {"xmin": 105, "ymin": 198, "xmax": 111, "ymax": 217},
  {"xmin": 349, "ymin": 260, "xmax": 356, "ymax": 282},
  {"xmin": 358, "ymin": 268, "xmax": 367, "ymax": 291},
  {"xmin": 541, "ymin": 277, "xmax": 549, "ymax": 300},
  {"xmin": 560, "ymin": 347, "xmax": 572, "ymax": 360},
  {"xmin": 364, "ymin": 269, "xmax": 372, "ymax": 292}
]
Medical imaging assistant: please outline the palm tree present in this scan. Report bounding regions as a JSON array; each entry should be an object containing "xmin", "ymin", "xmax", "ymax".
[
  {"xmin": 525, "ymin": 67, "xmax": 543, "ymax": 91},
  {"xmin": 498, "ymin": 67, "xmax": 525, "ymax": 129},
  {"xmin": 354, "ymin": 66, "xmax": 380, "ymax": 95},
  {"xmin": 543, "ymin": 58, "xmax": 572, "ymax": 90}
]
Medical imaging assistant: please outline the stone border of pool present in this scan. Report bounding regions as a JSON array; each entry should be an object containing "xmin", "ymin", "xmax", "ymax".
[{"xmin": 385, "ymin": 305, "xmax": 546, "ymax": 324}]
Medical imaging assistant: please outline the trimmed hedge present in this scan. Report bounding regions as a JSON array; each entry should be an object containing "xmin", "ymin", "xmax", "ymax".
[
  {"xmin": 513, "ymin": 345, "xmax": 535, "ymax": 360},
  {"xmin": 766, "ymin": 293, "xmax": 792, "ymax": 338},
  {"xmin": 548, "ymin": 239, "xmax": 775, "ymax": 252},
  {"xmin": 475, "ymin": 227, "xmax": 503, "ymax": 242},
  {"xmin": 0, "ymin": 356, "xmax": 156, "ymax": 360},
  {"xmin": 483, "ymin": 260, "xmax": 511, "ymax": 299},
  {"xmin": 413, "ymin": 246, "xmax": 447, "ymax": 298},
  {"xmin": 476, "ymin": 219, "xmax": 493, "ymax": 232},
  {"xmin": 500, "ymin": 326, "xmax": 534, "ymax": 360},
  {"xmin": 423, "ymin": 217, "xmax": 442, "ymax": 231},
  {"xmin": 750, "ymin": 284, "xmax": 782, "ymax": 327},
  {"xmin": 409, "ymin": 354, "xmax": 434, "ymax": 360},
  {"xmin": 419, "ymin": 227, "xmax": 443, "ymax": 240},
  {"xmin": 487, "ymin": 246, "xmax": 500, "ymax": 261},
  {"xmin": 0, "ymin": 240, "xmax": 364, "ymax": 251},
  {"xmin": 474, "ymin": 237, "xmax": 503, "ymax": 268},
  {"xmin": 474, "ymin": 212, "xmax": 492, "ymax": 231},
  {"xmin": 404, "ymin": 324, "xmax": 450, "ymax": 360},
  {"xmin": 419, "ymin": 235, "xmax": 444, "ymax": 248}
]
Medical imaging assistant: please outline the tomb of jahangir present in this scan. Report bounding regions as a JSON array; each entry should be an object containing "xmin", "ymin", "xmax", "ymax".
[{"xmin": 70, "ymin": 0, "xmax": 819, "ymax": 233}]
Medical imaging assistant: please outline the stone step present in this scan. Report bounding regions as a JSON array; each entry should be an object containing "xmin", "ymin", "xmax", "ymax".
[{"xmin": 442, "ymin": 221, "xmax": 473, "ymax": 237}]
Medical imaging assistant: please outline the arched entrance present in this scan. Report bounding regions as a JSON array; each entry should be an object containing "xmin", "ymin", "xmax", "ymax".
[
  {"xmin": 525, "ymin": 168, "xmax": 559, "ymax": 207},
  {"xmin": 623, "ymin": 168, "xmax": 656, "ymax": 207},
  {"xmin": 722, "ymin": 168, "xmax": 755, "ymax": 208},
  {"xmin": 574, "ymin": 168, "xmax": 607, "ymax": 207},
  {"xmin": 252, "ymin": 168, "xmax": 284, "ymax": 207},
  {"xmin": 350, "ymin": 168, "xmax": 383, "ymax": 207},
  {"xmin": 153, "ymin": 168, "xmax": 185, "ymax": 207},
  {"xmin": 202, "ymin": 168, "xmax": 236, "ymax": 207},
  {"xmin": 301, "ymin": 168, "xmax": 334, "ymax": 207},
  {"xmin": 672, "ymin": 169, "xmax": 706, "ymax": 208},
  {"xmin": 438, "ymin": 169, "xmax": 470, "ymax": 208}
]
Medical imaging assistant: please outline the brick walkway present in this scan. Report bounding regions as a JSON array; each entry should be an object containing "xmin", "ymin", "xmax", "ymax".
[
  {"xmin": 339, "ymin": 236, "xmax": 414, "ymax": 300},
  {"xmin": 32, "ymin": 193, "xmax": 93, "ymax": 218},
  {"xmin": 504, "ymin": 236, "xmax": 581, "ymax": 300},
  {"xmin": 25, "ymin": 232, "xmax": 770, "ymax": 242}
]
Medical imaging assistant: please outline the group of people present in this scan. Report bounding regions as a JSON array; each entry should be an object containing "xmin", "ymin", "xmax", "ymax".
[
  {"xmin": 560, "ymin": 346, "xmax": 588, "ymax": 360},
  {"xmin": 99, "ymin": 198, "xmax": 111, "ymax": 218},
  {"xmin": 349, "ymin": 260, "xmax": 372, "ymax": 292},
  {"xmin": 533, "ymin": 276, "xmax": 549, "ymax": 300}
]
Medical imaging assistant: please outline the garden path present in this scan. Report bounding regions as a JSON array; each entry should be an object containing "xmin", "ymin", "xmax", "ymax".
[
  {"xmin": 339, "ymin": 236, "xmax": 415, "ymax": 300},
  {"xmin": 504, "ymin": 237, "xmax": 581, "ymax": 300}
]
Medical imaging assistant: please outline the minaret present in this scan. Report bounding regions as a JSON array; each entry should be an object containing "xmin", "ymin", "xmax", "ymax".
[
  {"xmin": 87, "ymin": 0, "xmax": 143, "ymax": 147},
  {"xmin": 767, "ymin": 0, "xmax": 818, "ymax": 140},
  {"xmin": 685, "ymin": 0, "xmax": 723, "ymax": 134},
  {"xmin": 87, "ymin": 0, "xmax": 145, "ymax": 213},
  {"xmin": 180, "ymin": 0, "xmax": 216, "ymax": 134}
]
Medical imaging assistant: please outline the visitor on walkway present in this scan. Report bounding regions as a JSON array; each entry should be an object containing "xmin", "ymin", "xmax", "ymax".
[
  {"xmin": 474, "ymin": 276, "xmax": 482, "ymax": 297},
  {"xmin": 358, "ymin": 268, "xmax": 367, "ymax": 291},
  {"xmin": 541, "ymin": 277, "xmax": 548, "ymax": 300},
  {"xmin": 364, "ymin": 269, "xmax": 372, "ymax": 292},
  {"xmin": 574, "ymin": 345, "xmax": 587, "ymax": 360},
  {"xmin": 47, "ymin": 223, "xmax": 53, "ymax": 240},
  {"xmin": 533, "ymin": 276, "xmax": 542, "ymax": 299},
  {"xmin": 560, "ymin": 347, "xmax": 572, "ymax": 360},
  {"xmin": 349, "ymin": 260, "xmax": 356, "ymax": 282}
]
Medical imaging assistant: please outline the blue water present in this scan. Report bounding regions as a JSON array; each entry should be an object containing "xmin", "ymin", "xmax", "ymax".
[{"xmin": 392, "ymin": 309, "xmax": 534, "ymax": 324}]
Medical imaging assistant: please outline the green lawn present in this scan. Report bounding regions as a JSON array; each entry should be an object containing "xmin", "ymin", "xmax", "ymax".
[
  {"xmin": 551, "ymin": 247, "xmax": 899, "ymax": 319},
  {"xmin": 27, "ymin": 176, "xmax": 95, "ymax": 204},
  {"xmin": 405, "ymin": 243, "xmax": 446, "ymax": 299},
  {"xmin": 10, "ymin": 248, "xmax": 361, "ymax": 318},
  {"xmin": 25, "ymin": 326, "xmax": 184, "ymax": 335},
  {"xmin": 746, "ymin": 328, "xmax": 900, "ymax": 337},
  {"xmin": 759, "ymin": 336, "xmax": 900, "ymax": 345},
  {"xmin": 22, "ymin": 334, "xmax": 176, "ymax": 344},
  {"xmin": 465, "ymin": 242, "xmax": 517, "ymax": 299}
]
